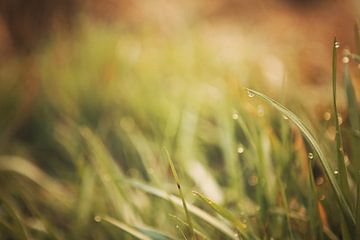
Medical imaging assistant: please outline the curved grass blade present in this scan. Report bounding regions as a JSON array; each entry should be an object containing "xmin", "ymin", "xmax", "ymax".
[
  {"xmin": 245, "ymin": 88, "xmax": 356, "ymax": 226},
  {"xmin": 127, "ymin": 179, "xmax": 239, "ymax": 240},
  {"xmin": 96, "ymin": 215, "xmax": 151, "ymax": 240},
  {"xmin": 164, "ymin": 148, "xmax": 195, "ymax": 239},
  {"xmin": 192, "ymin": 191, "xmax": 249, "ymax": 239},
  {"xmin": 0, "ymin": 199, "xmax": 30, "ymax": 240},
  {"xmin": 0, "ymin": 156, "xmax": 73, "ymax": 208}
]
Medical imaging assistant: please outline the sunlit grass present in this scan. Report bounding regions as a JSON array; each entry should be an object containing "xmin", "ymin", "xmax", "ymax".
[{"xmin": 0, "ymin": 20, "xmax": 359, "ymax": 239}]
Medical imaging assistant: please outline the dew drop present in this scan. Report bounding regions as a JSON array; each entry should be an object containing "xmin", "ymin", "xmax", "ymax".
[
  {"xmin": 344, "ymin": 155, "xmax": 350, "ymax": 166},
  {"xmin": 94, "ymin": 215, "xmax": 102, "ymax": 222},
  {"xmin": 308, "ymin": 153, "xmax": 314, "ymax": 159},
  {"xmin": 338, "ymin": 116, "xmax": 343, "ymax": 125},
  {"xmin": 343, "ymin": 56, "xmax": 350, "ymax": 63},
  {"xmin": 247, "ymin": 90, "xmax": 255, "ymax": 98},
  {"xmin": 334, "ymin": 170, "xmax": 339, "ymax": 175},
  {"xmin": 232, "ymin": 112, "xmax": 239, "ymax": 120},
  {"xmin": 335, "ymin": 41, "xmax": 340, "ymax": 49},
  {"xmin": 237, "ymin": 145, "xmax": 245, "ymax": 154},
  {"xmin": 282, "ymin": 115, "xmax": 289, "ymax": 120},
  {"xmin": 176, "ymin": 225, "xmax": 179, "ymax": 229}
]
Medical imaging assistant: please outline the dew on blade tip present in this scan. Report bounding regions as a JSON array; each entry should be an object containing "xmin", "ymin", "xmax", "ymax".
[
  {"xmin": 94, "ymin": 215, "xmax": 102, "ymax": 222},
  {"xmin": 247, "ymin": 90, "xmax": 255, "ymax": 98}
]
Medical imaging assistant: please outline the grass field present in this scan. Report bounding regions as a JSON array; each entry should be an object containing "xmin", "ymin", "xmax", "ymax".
[{"xmin": 0, "ymin": 15, "xmax": 360, "ymax": 239}]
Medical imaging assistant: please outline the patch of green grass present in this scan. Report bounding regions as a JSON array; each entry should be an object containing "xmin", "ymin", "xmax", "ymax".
[{"xmin": 0, "ymin": 20, "xmax": 360, "ymax": 240}]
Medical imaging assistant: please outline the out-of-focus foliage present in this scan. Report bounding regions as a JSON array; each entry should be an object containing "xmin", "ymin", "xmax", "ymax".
[{"xmin": 0, "ymin": 1, "xmax": 360, "ymax": 239}]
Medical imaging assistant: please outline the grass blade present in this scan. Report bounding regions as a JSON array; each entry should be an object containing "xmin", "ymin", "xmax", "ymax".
[
  {"xmin": 169, "ymin": 214, "xmax": 210, "ymax": 240},
  {"xmin": 343, "ymin": 49, "xmax": 360, "ymax": 238},
  {"xmin": 96, "ymin": 215, "xmax": 152, "ymax": 240},
  {"xmin": 192, "ymin": 191, "xmax": 249, "ymax": 239},
  {"xmin": 164, "ymin": 148, "xmax": 195, "ymax": 239},
  {"xmin": 332, "ymin": 38, "xmax": 351, "ymax": 206},
  {"xmin": 245, "ymin": 88, "xmax": 356, "ymax": 226},
  {"xmin": 127, "ymin": 179, "xmax": 239, "ymax": 240},
  {"xmin": 135, "ymin": 226, "xmax": 175, "ymax": 240},
  {"xmin": 277, "ymin": 178, "xmax": 295, "ymax": 239}
]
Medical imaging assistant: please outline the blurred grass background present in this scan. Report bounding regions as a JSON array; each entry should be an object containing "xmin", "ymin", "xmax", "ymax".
[{"xmin": 1, "ymin": 0, "xmax": 360, "ymax": 239}]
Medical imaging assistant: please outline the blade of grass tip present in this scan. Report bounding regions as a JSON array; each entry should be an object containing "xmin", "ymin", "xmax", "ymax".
[
  {"xmin": 126, "ymin": 179, "xmax": 239, "ymax": 240},
  {"xmin": 95, "ymin": 215, "xmax": 151, "ymax": 240},
  {"xmin": 169, "ymin": 214, "xmax": 210, "ymax": 240},
  {"xmin": 332, "ymin": 38, "xmax": 351, "ymax": 206},
  {"xmin": 164, "ymin": 148, "xmax": 195, "ymax": 240},
  {"xmin": 245, "ymin": 88, "xmax": 355, "ymax": 226},
  {"xmin": 192, "ymin": 191, "xmax": 249, "ymax": 239}
]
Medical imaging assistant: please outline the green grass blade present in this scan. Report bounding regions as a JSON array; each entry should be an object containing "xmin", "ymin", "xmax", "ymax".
[
  {"xmin": 192, "ymin": 191, "xmax": 248, "ymax": 238},
  {"xmin": 308, "ymin": 157, "xmax": 323, "ymax": 239},
  {"xmin": 96, "ymin": 215, "xmax": 152, "ymax": 240},
  {"xmin": 135, "ymin": 226, "xmax": 175, "ymax": 240},
  {"xmin": 343, "ymin": 49, "xmax": 360, "ymax": 238},
  {"xmin": 354, "ymin": 22, "xmax": 360, "ymax": 54},
  {"xmin": 164, "ymin": 148, "xmax": 195, "ymax": 239},
  {"xmin": 332, "ymin": 38, "xmax": 352, "ymax": 209},
  {"xmin": 245, "ymin": 88, "xmax": 356, "ymax": 226},
  {"xmin": 343, "ymin": 57, "xmax": 360, "ymax": 133},
  {"xmin": 276, "ymin": 178, "xmax": 295, "ymax": 240},
  {"xmin": 127, "ymin": 179, "xmax": 239, "ymax": 240},
  {"xmin": 169, "ymin": 214, "xmax": 210, "ymax": 240},
  {"xmin": 0, "ymin": 156, "xmax": 73, "ymax": 208},
  {"xmin": 0, "ymin": 199, "xmax": 30, "ymax": 240}
]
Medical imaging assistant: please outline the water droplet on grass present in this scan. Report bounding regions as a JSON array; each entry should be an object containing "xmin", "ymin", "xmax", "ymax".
[
  {"xmin": 334, "ymin": 170, "xmax": 339, "ymax": 175},
  {"xmin": 94, "ymin": 216, "xmax": 102, "ymax": 222},
  {"xmin": 237, "ymin": 145, "xmax": 244, "ymax": 154},
  {"xmin": 335, "ymin": 41, "xmax": 340, "ymax": 49},
  {"xmin": 232, "ymin": 112, "xmax": 239, "ymax": 120},
  {"xmin": 308, "ymin": 153, "xmax": 314, "ymax": 159},
  {"xmin": 338, "ymin": 116, "xmax": 343, "ymax": 125},
  {"xmin": 247, "ymin": 90, "xmax": 255, "ymax": 98},
  {"xmin": 282, "ymin": 115, "xmax": 289, "ymax": 120}
]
